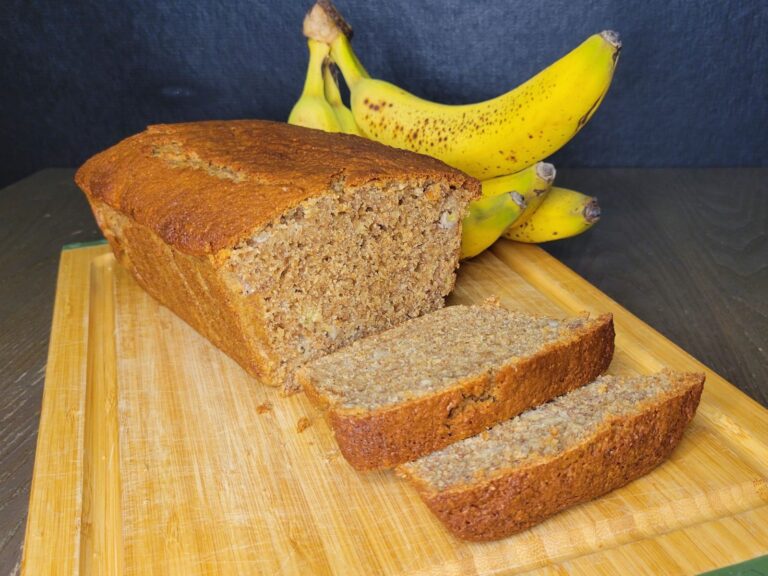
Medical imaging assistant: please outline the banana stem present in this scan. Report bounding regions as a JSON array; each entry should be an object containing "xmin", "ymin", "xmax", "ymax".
[
  {"xmin": 330, "ymin": 34, "xmax": 367, "ymax": 88},
  {"xmin": 303, "ymin": 0, "xmax": 354, "ymax": 44},
  {"xmin": 302, "ymin": 40, "xmax": 330, "ymax": 98},
  {"xmin": 303, "ymin": 0, "xmax": 368, "ymax": 86}
]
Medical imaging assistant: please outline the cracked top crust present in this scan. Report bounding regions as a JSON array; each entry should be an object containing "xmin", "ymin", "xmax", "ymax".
[{"xmin": 75, "ymin": 119, "xmax": 479, "ymax": 256}]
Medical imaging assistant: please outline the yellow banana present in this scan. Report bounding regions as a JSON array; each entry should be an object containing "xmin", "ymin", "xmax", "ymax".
[
  {"xmin": 507, "ymin": 163, "xmax": 557, "ymax": 230},
  {"xmin": 326, "ymin": 28, "xmax": 620, "ymax": 179},
  {"xmin": 503, "ymin": 187, "xmax": 600, "ymax": 243},
  {"xmin": 288, "ymin": 39, "xmax": 341, "ymax": 132},
  {"xmin": 323, "ymin": 60, "xmax": 364, "ymax": 135},
  {"xmin": 482, "ymin": 162, "xmax": 555, "ymax": 229},
  {"xmin": 461, "ymin": 192, "xmax": 526, "ymax": 259}
]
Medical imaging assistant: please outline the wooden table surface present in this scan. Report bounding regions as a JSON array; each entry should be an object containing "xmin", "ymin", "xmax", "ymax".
[{"xmin": 1, "ymin": 168, "xmax": 766, "ymax": 574}]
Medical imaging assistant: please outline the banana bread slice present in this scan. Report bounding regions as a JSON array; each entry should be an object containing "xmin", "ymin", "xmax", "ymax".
[
  {"xmin": 297, "ymin": 304, "xmax": 615, "ymax": 469},
  {"xmin": 398, "ymin": 370, "xmax": 704, "ymax": 541},
  {"xmin": 75, "ymin": 120, "xmax": 478, "ymax": 392}
]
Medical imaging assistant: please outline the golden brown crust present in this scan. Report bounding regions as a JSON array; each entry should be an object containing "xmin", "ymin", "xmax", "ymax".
[
  {"xmin": 91, "ymin": 200, "xmax": 278, "ymax": 382},
  {"xmin": 401, "ymin": 372, "xmax": 704, "ymax": 541},
  {"xmin": 76, "ymin": 120, "xmax": 479, "ymax": 256},
  {"xmin": 300, "ymin": 314, "xmax": 615, "ymax": 470}
]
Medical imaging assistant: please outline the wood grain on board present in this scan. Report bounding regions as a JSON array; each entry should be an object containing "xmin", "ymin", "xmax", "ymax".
[{"xmin": 21, "ymin": 243, "xmax": 768, "ymax": 575}]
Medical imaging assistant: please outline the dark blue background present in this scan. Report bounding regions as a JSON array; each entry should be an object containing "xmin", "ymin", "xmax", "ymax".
[{"xmin": 1, "ymin": 1, "xmax": 766, "ymax": 187}]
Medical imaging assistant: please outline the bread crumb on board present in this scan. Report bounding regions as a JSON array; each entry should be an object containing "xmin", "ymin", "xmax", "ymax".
[
  {"xmin": 297, "ymin": 416, "xmax": 312, "ymax": 433},
  {"xmin": 256, "ymin": 402, "xmax": 273, "ymax": 414}
]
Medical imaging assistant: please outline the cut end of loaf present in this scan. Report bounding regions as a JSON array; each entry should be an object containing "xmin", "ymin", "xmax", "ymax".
[{"xmin": 225, "ymin": 178, "xmax": 473, "ymax": 391}]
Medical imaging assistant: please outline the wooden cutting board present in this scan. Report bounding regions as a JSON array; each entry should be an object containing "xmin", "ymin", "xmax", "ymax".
[{"xmin": 22, "ymin": 242, "xmax": 768, "ymax": 576}]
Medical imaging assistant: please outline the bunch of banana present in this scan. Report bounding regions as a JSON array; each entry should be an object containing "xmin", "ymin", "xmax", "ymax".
[{"xmin": 290, "ymin": 1, "xmax": 616, "ymax": 257}]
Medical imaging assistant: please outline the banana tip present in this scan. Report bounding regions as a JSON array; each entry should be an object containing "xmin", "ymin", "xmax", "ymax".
[
  {"xmin": 536, "ymin": 162, "xmax": 556, "ymax": 183},
  {"xmin": 601, "ymin": 30, "xmax": 622, "ymax": 51},
  {"xmin": 584, "ymin": 199, "xmax": 601, "ymax": 223},
  {"xmin": 510, "ymin": 192, "xmax": 526, "ymax": 209}
]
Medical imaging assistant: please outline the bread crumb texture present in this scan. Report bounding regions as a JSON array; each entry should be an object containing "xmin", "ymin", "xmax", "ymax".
[{"xmin": 225, "ymin": 180, "xmax": 468, "ymax": 388}]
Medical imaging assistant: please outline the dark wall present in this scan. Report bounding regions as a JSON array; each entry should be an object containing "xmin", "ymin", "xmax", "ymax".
[{"xmin": 1, "ymin": 0, "xmax": 766, "ymax": 187}]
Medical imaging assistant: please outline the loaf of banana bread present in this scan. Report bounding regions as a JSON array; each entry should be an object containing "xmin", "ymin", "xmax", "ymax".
[{"xmin": 75, "ymin": 120, "xmax": 479, "ymax": 391}]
